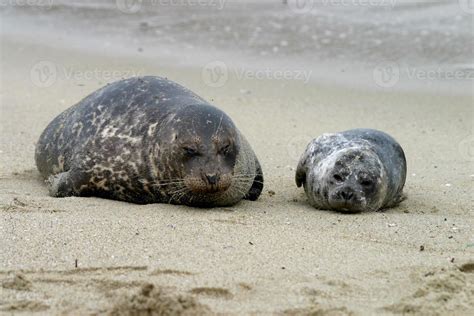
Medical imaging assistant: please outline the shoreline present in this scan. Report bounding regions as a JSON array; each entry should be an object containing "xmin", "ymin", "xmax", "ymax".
[{"xmin": 1, "ymin": 20, "xmax": 472, "ymax": 97}]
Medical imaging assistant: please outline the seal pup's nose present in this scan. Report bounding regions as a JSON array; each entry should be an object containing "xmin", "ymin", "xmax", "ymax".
[
  {"xmin": 206, "ymin": 174, "xmax": 218, "ymax": 185},
  {"xmin": 340, "ymin": 188, "xmax": 354, "ymax": 201}
]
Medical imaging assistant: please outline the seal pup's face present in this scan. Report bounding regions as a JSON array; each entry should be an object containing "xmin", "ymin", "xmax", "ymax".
[
  {"xmin": 322, "ymin": 148, "xmax": 387, "ymax": 212},
  {"xmin": 160, "ymin": 105, "xmax": 239, "ymax": 198}
]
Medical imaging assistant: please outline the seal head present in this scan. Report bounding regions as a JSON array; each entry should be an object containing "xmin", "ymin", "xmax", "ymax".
[
  {"xmin": 153, "ymin": 104, "xmax": 243, "ymax": 204},
  {"xmin": 296, "ymin": 129, "xmax": 405, "ymax": 212},
  {"xmin": 322, "ymin": 147, "xmax": 388, "ymax": 212}
]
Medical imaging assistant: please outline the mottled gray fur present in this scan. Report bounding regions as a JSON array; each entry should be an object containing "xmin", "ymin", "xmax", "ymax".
[
  {"xmin": 35, "ymin": 76, "xmax": 263, "ymax": 207},
  {"xmin": 296, "ymin": 129, "xmax": 406, "ymax": 212}
]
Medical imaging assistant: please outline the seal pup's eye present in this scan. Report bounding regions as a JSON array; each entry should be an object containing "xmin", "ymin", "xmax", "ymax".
[
  {"xmin": 360, "ymin": 179, "xmax": 373, "ymax": 186},
  {"xmin": 333, "ymin": 174, "xmax": 343, "ymax": 182},
  {"xmin": 183, "ymin": 147, "xmax": 199, "ymax": 157}
]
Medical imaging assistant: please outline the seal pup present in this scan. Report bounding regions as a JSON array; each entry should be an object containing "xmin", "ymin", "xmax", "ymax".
[
  {"xmin": 295, "ymin": 129, "xmax": 406, "ymax": 212},
  {"xmin": 35, "ymin": 76, "xmax": 263, "ymax": 207}
]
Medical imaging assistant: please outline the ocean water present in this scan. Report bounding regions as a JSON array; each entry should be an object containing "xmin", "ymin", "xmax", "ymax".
[{"xmin": 1, "ymin": 0, "xmax": 473, "ymax": 93}]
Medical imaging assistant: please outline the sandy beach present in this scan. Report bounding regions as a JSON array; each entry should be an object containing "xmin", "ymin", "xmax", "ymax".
[{"xmin": 1, "ymin": 7, "xmax": 473, "ymax": 314}]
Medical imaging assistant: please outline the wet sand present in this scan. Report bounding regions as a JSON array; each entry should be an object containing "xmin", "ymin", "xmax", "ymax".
[{"xmin": 0, "ymin": 36, "xmax": 473, "ymax": 315}]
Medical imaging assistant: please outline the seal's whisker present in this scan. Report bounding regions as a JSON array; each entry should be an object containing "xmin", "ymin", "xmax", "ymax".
[
  {"xmin": 231, "ymin": 175, "xmax": 255, "ymax": 180},
  {"xmin": 148, "ymin": 179, "xmax": 186, "ymax": 187},
  {"xmin": 234, "ymin": 182, "xmax": 260, "ymax": 189},
  {"xmin": 170, "ymin": 190, "xmax": 188, "ymax": 198},
  {"xmin": 243, "ymin": 179, "xmax": 264, "ymax": 185},
  {"xmin": 231, "ymin": 177, "xmax": 255, "ymax": 181},
  {"xmin": 231, "ymin": 175, "xmax": 261, "ymax": 182},
  {"xmin": 231, "ymin": 176, "xmax": 253, "ymax": 180},
  {"xmin": 232, "ymin": 173, "xmax": 257, "ymax": 177},
  {"xmin": 152, "ymin": 182, "xmax": 185, "ymax": 187},
  {"xmin": 169, "ymin": 188, "xmax": 188, "ymax": 204},
  {"xmin": 231, "ymin": 180, "xmax": 252, "ymax": 187},
  {"xmin": 213, "ymin": 113, "xmax": 224, "ymax": 137},
  {"xmin": 231, "ymin": 183, "xmax": 251, "ymax": 196},
  {"xmin": 137, "ymin": 177, "xmax": 186, "ymax": 187},
  {"xmin": 232, "ymin": 177, "xmax": 263, "ymax": 185},
  {"xmin": 161, "ymin": 177, "xmax": 186, "ymax": 182},
  {"xmin": 168, "ymin": 186, "xmax": 189, "ymax": 196},
  {"xmin": 173, "ymin": 191, "xmax": 188, "ymax": 203},
  {"xmin": 236, "ymin": 188, "xmax": 250, "ymax": 197},
  {"xmin": 157, "ymin": 178, "xmax": 186, "ymax": 184}
]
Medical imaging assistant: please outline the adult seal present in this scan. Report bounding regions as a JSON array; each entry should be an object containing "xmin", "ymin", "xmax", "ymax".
[
  {"xmin": 295, "ymin": 129, "xmax": 406, "ymax": 212},
  {"xmin": 35, "ymin": 76, "xmax": 263, "ymax": 207}
]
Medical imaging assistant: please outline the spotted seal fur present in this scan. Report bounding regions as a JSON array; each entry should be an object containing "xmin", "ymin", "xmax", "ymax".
[
  {"xmin": 296, "ymin": 129, "xmax": 406, "ymax": 212},
  {"xmin": 35, "ymin": 76, "xmax": 263, "ymax": 207}
]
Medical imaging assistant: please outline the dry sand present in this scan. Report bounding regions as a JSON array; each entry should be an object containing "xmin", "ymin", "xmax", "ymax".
[{"xmin": 0, "ymin": 36, "xmax": 473, "ymax": 315}]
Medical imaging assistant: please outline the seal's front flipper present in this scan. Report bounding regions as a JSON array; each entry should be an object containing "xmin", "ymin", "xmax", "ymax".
[
  {"xmin": 46, "ymin": 169, "xmax": 87, "ymax": 197},
  {"xmin": 388, "ymin": 192, "xmax": 407, "ymax": 208},
  {"xmin": 295, "ymin": 166, "xmax": 306, "ymax": 188},
  {"xmin": 379, "ymin": 192, "xmax": 407, "ymax": 211},
  {"xmin": 244, "ymin": 160, "xmax": 264, "ymax": 201}
]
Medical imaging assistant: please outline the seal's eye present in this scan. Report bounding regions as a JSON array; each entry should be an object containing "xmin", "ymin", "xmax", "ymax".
[
  {"xmin": 333, "ymin": 174, "xmax": 343, "ymax": 182},
  {"xmin": 183, "ymin": 147, "xmax": 199, "ymax": 157},
  {"xmin": 219, "ymin": 144, "xmax": 231, "ymax": 155},
  {"xmin": 360, "ymin": 180, "xmax": 373, "ymax": 186}
]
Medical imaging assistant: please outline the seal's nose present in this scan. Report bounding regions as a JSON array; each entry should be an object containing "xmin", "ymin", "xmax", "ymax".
[
  {"xmin": 340, "ymin": 188, "xmax": 354, "ymax": 201},
  {"xmin": 206, "ymin": 174, "xmax": 218, "ymax": 185}
]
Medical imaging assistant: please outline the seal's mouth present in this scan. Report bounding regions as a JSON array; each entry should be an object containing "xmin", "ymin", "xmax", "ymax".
[
  {"xmin": 338, "ymin": 206, "xmax": 362, "ymax": 213},
  {"xmin": 184, "ymin": 174, "xmax": 232, "ymax": 195},
  {"xmin": 328, "ymin": 200, "xmax": 366, "ymax": 213},
  {"xmin": 189, "ymin": 185, "xmax": 229, "ymax": 195}
]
